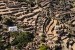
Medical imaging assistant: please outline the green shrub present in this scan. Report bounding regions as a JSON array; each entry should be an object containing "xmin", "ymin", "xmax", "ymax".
[
  {"xmin": 41, "ymin": 34, "xmax": 46, "ymax": 37},
  {"xmin": 39, "ymin": 45, "xmax": 48, "ymax": 50},
  {"xmin": 10, "ymin": 32, "xmax": 19, "ymax": 37},
  {"xmin": 6, "ymin": 45, "xmax": 11, "ymax": 50},
  {"xmin": 0, "ymin": 42, "xmax": 4, "ymax": 49},
  {"xmin": 0, "ymin": 36, "xmax": 4, "ymax": 50},
  {"xmin": 10, "ymin": 17, "xmax": 15, "ymax": 20},
  {"xmin": 4, "ymin": 18, "xmax": 13, "ymax": 26},
  {"xmin": 55, "ymin": 45, "xmax": 59, "ymax": 50},
  {"xmin": 41, "ymin": 37, "xmax": 45, "ymax": 42},
  {"xmin": 55, "ymin": 45, "xmax": 62, "ymax": 50}
]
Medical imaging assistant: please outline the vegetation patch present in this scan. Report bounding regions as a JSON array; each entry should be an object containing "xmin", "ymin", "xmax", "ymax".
[
  {"xmin": 0, "ymin": 36, "xmax": 4, "ymax": 50},
  {"xmin": 4, "ymin": 18, "xmax": 13, "ymax": 26},
  {"xmin": 39, "ymin": 45, "xmax": 48, "ymax": 50},
  {"xmin": 11, "ymin": 32, "xmax": 34, "ymax": 49}
]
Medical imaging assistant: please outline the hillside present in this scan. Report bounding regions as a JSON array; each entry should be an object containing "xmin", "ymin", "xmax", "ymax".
[{"xmin": 0, "ymin": 0, "xmax": 75, "ymax": 50}]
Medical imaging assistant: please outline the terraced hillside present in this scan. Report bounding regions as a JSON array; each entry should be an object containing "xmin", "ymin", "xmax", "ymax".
[
  {"xmin": 0, "ymin": 0, "xmax": 51, "ymax": 33},
  {"xmin": 0, "ymin": 0, "xmax": 75, "ymax": 50}
]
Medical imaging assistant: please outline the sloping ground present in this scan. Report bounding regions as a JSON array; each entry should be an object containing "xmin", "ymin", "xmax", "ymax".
[
  {"xmin": 18, "ymin": 8, "xmax": 42, "ymax": 20},
  {"xmin": 46, "ymin": 19, "xmax": 58, "ymax": 41},
  {"xmin": 46, "ymin": 19, "xmax": 53, "ymax": 33},
  {"xmin": 62, "ymin": 38, "xmax": 69, "ymax": 50},
  {"xmin": 23, "ymin": 13, "xmax": 39, "ymax": 25},
  {"xmin": 22, "ymin": 8, "xmax": 42, "ymax": 30},
  {"xmin": 21, "ymin": 8, "xmax": 42, "ymax": 32},
  {"xmin": 47, "ymin": 20, "xmax": 57, "ymax": 34},
  {"xmin": 0, "ymin": 0, "xmax": 51, "ymax": 34}
]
